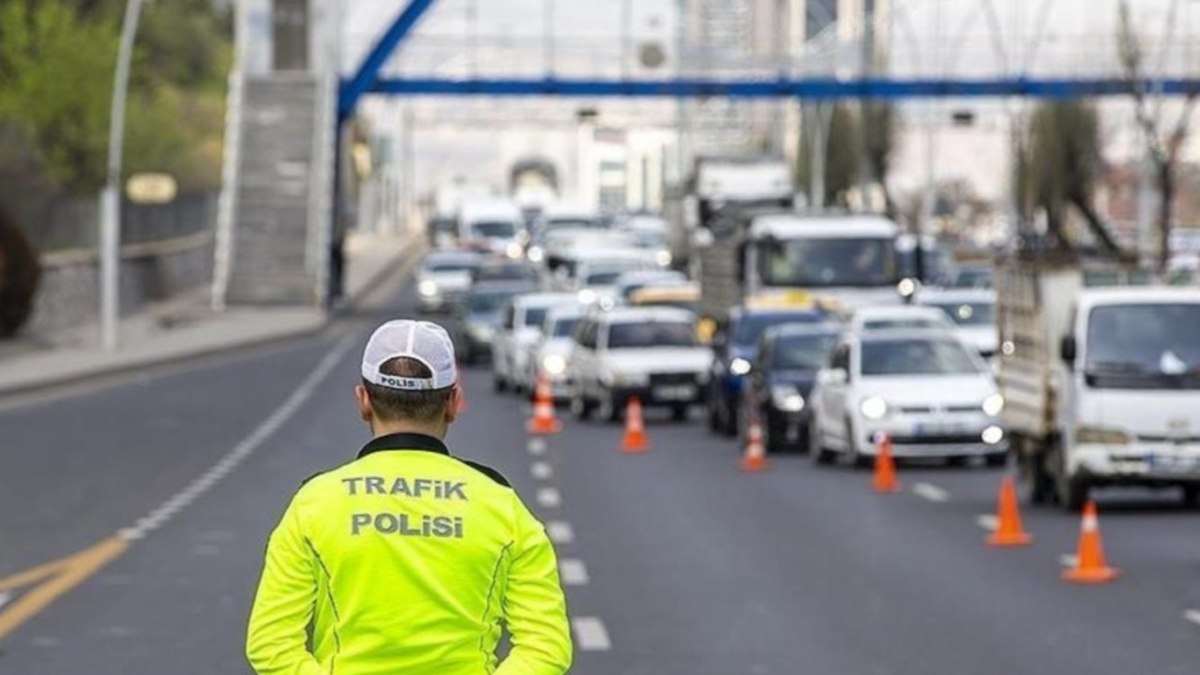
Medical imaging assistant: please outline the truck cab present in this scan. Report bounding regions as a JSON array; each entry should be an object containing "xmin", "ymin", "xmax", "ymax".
[{"xmin": 998, "ymin": 262, "xmax": 1200, "ymax": 508}]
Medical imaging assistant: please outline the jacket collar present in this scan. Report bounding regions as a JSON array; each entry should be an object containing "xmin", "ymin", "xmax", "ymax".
[{"xmin": 358, "ymin": 432, "xmax": 450, "ymax": 460}]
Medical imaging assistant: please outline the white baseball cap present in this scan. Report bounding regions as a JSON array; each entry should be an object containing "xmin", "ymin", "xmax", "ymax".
[{"xmin": 361, "ymin": 320, "xmax": 458, "ymax": 391}]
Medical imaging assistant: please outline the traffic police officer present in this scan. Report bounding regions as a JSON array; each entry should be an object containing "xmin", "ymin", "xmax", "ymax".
[{"xmin": 247, "ymin": 320, "xmax": 573, "ymax": 674}]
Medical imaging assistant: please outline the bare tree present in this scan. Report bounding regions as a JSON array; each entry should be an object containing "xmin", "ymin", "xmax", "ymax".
[{"xmin": 1117, "ymin": 0, "xmax": 1199, "ymax": 270}]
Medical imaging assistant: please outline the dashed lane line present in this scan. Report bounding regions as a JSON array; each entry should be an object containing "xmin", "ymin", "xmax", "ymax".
[
  {"xmin": 527, "ymin": 438, "xmax": 547, "ymax": 455},
  {"xmin": 1185, "ymin": 610, "xmax": 1200, "ymax": 627},
  {"xmin": 559, "ymin": 559, "xmax": 590, "ymax": 586},
  {"xmin": 912, "ymin": 482, "xmax": 950, "ymax": 503},
  {"xmin": 571, "ymin": 617, "xmax": 612, "ymax": 651},
  {"xmin": 119, "ymin": 333, "xmax": 357, "ymax": 542},
  {"xmin": 1059, "ymin": 554, "xmax": 1079, "ymax": 568},
  {"xmin": 536, "ymin": 487, "xmax": 563, "ymax": 508},
  {"xmin": 976, "ymin": 514, "xmax": 999, "ymax": 532},
  {"xmin": 531, "ymin": 461, "xmax": 554, "ymax": 480},
  {"xmin": 0, "ymin": 592, "xmax": 10, "ymax": 611},
  {"xmin": 546, "ymin": 521, "xmax": 575, "ymax": 544}
]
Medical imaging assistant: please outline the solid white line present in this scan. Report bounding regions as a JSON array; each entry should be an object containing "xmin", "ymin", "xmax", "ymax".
[
  {"xmin": 536, "ymin": 487, "xmax": 562, "ymax": 508},
  {"xmin": 531, "ymin": 461, "xmax": 553, "ymax": 480},
  {"xmin": 546, "ymin": 520, "xmax": 574, "ymax": 544},
  {"xmin": 1184, "ymin": 610, "xmax": 1200, "ymax": 627},
  {"xmin": 0, "ymin": 592, "xmax": 10, "ymax": 610},
  {"xmin": 1059, "ymin": 554, "xmax": 1079, "ymax": 568},
  {"xmin": 527, "ymin": 438, "xmax": 547, "ymax": 455},
  {"xmin": 976, "ymin": 514, "xmax": 999, "ymax": 532},
  {"xmin": 571, "ymin": 617, "xmax": 612, "ymax": 651},
  {"xmin": 117, "ymin": 334, "xmax": 357, "ymax": 542},
  {"xmin": 912, "ymin": 482, "xmax": 951, "ymax": 503},
  {"xmin": 559, "ymin": 559, "xmax": 590, "ymax": 586}
]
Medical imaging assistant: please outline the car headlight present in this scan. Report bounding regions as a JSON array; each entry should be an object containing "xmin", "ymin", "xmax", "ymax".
[
  {"xmin": 468, "ymin": 323, "xmax": 495, "ymax": 340},
  {"xmin": 729, "ymin": 358, "xmax": 752, "ymax": 377},
  {"xmin": 578, "ymin": 289, "xmax": 597, "ymax": 304},
  {"xmin": 656, "ymin": 250, "xmax": 673, "ymax": 267},
  {"xmin": 418, "ymin": 280, "xmax": 438, "ymax": 297},
  {"xmin": 527, "ymin": 246, "xmax": 544, "ymax": 263},
  {"xmin": 981, "ymin": 425, "xmax": 1005, "ymax": 445},
  {"xmin": 770, "ymin": 385, "xmax": 805, "ymax": 412},
  {"xmin": 505, "ymin": 242, "xmax": 523, "ymax": 259},
  {"xmin": 542, "ymin": 354, "xmax": 567, "ymax": 375},
  {"xmin": 1076, "ymin": 426, "xmax": 1131, "ymax": 445},
  {"xmin": 982, "ymin": 393, "xmax": 1005, "ymax": 416},
  {"xmin": 860, "ymin": 396, "xmax": 889, "ymax": 420}
]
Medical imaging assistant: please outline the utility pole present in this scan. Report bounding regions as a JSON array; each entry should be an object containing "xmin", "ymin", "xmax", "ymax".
[{"xmin": 100, "ymin": 0, "xmax": 147, "ymax": 351}]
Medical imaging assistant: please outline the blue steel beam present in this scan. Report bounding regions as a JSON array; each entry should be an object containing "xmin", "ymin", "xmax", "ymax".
[
  {"xmin": 363, "ymin": 76, "xmax": 1200, "ymax": 99},
  {"xmin": 338, "ymin": 0, "xmax": 439, "ymax": 121}
]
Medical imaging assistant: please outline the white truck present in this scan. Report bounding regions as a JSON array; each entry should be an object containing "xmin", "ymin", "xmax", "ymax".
[
  {"xmin": 667, "ymin": 156, "xmax": 794, "ymax": 270},
  {"xmin": 696, "ymin": 213, "xmax": 904, "ymax": 324},
  {"xmin": 997, "ymin": 259, "xmax": 1200, "ymax": 509}
]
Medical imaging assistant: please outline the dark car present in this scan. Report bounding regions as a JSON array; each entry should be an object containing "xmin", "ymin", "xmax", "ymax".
[
  {"xmin": 948, "ymin": 264, "xmax": 994, "ymax": 290},
  {"xmin": 706, "ymin": 306, "xmax": 831, "ymax": 436},
  {"xmin": 741, "ymin": 323, "xmax": 841, "ymax": 453},
  {"xmin": 451, "ymin": 281, "xmax": 537, "ymax": 364}
]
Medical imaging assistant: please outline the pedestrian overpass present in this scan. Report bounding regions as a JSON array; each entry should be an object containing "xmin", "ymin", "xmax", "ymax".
[{"xmin": 213, "ymin": 0, "xmax": 1200, "ymax": 309}]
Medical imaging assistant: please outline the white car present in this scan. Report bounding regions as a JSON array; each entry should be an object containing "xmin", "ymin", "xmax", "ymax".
[
  {"xmin": 612, "ymin": 269, "xmax": 688, "ymax": 305},
  {"xmin": 809, "ymin": 329, "xmax": 1007, "ymax": 466},
  {"xmin": 617, "ymin": 214, "xmax": 673, "ymax": 267},
  {"xmin": 459, "ymin": 198, "xmax": 524, "ymax": 258},
  {"xmin": 526, "ymin": 305, "xmax": 588, "ymax": 399},
  {"xmin": 848, "ymin": 305, "xmax": 956, "ymax": 334},
  {"xmin": 918, "ymin": 288, "xmax": 998, "ymax": 359},
  {"xmin": 416, "ymin": 250, "xmax": 482, "ymax": 313},
  {"xmin": 569, "ymin": 307, "xmax": 712, "ymax": 423},
  {"xmin": 492, "ymin": 292, "xmax": 578, "ymax": 393}
]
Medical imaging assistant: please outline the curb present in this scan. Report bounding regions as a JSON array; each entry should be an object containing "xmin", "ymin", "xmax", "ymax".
[{"xmin": 0, "ymin": 237, "xmax": 424, "ymax": 403}]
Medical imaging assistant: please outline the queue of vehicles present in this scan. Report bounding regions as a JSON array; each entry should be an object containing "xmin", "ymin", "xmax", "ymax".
[{"xmin": 418, "ymin": 166, "xmax": 1200, "ymax": 510}]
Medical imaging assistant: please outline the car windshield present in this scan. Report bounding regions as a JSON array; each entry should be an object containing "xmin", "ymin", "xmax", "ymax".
[
  {"xmin": 1085, "ymin": 303, "xmax": 1200, "ymax": 390},
  {"xmin": 607, "ymin": 321, "xmax": 696, "ymax": 349},
  {"xmin": 550, "ymin": 317, "xmax": 581, "ymax": 337},
  {"xmin": 733, "ymin": 313, "xmax": 825, "ymax": 345},
  {"xmin": 427, "ymin": 261, "xmax": 476, "ymax": 273},
  {"xmin": 627, "ymin": 230, "xmax": 665, "ymax": 248},
  {"xmin": 758, "ymin": 237, "xmax": 897, "ymax": 287},
  {"xmin": 897, "ymin": 247, "xmax": 953, "ymax": 283},
  {"xmin": 586, "ymin": 271, "xmax": 624, "ymax": 286},
  {"xmin": 477, "ymin": 264, "xmax": 534, "ymax": 281},
  {"xmin": 928, "ymin": 301, "xmax": 995, "ymax": 327},
  {"xmin": 469, "ymin": 290, "xmax": 519, "ymax": 313},
  {"xmin": 430, "ymin": 219, "xmax": 457, "ymax": 234},
  {"xmin": 523, "ymin": 307, "xmax": 549, "ymax": 328},
  {"xmin": 951, "ymin": 268, "xmax": 994, "ymax": 289},
  {"xmin": 860, "ymin": 337, "xmax": 982, "ymax": 376},
  {"xmin": 471, "ymin": 221, "xmax": 517, "ymax": 238},
  {"xmin": 772, "ymin": 334, "xmax": 838, "ymax": 370}
]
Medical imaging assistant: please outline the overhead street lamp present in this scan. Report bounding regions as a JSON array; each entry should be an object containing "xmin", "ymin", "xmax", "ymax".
[{"xmin": 100, "ymin": 0, "xmax": 149, "ymax": 351}]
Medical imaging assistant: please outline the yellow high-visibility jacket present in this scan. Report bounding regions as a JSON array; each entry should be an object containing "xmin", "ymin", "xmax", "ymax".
[{"xmin": 246, "ymin": 433, "xmax": 572, "ymax": 675}]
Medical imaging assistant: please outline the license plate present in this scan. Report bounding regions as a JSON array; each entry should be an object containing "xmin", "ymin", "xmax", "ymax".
[
  {"xmin": 1147, "ymin": 454, "xmax": 1200, "ymax": 473},
  {"xmin": 654, "ymin": 385, "xmax": 696, "ymax": 401},
  {"xmin": 914, "ymin": 423, "xmax": 966, "ymax": 437}
]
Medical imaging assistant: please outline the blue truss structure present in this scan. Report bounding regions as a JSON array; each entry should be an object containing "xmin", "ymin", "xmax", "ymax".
[{"xmin": 338, "ymin": 0, "xmax": 1200, "ymax": 122}]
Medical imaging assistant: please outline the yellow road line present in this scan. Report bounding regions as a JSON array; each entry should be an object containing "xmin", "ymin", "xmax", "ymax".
[{"xmin": 0, "ymin": 537, "xmax": 128, "ymax": 640}]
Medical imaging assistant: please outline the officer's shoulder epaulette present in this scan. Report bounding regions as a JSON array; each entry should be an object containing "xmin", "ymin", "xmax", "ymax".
[{"xmin": 461, "ymin": 460, "xmax": 512, "ymax": 487}]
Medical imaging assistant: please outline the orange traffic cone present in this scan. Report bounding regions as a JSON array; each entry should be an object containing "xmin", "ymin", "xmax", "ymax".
[
  {"xmin": 620, "ymin": 397, "xmax": 650, "ymax": 453},
  {"xmin": 526, "ymin": 374, "xmax": 562, "ymax": 435},
  {"xmin": 738, "ymin": 414, "xmax": 769, "ymax": 472},
  {"xmin": 987, "ymin": 475, "xmax": 1033, "ymax": 547},
  {"xmin": 1062, "ymin": 500, "xmax": 1119, "ymax": 584},
  {"xmin": 872, "ymin": 434, "xmax": 901, "ymax": 493}
]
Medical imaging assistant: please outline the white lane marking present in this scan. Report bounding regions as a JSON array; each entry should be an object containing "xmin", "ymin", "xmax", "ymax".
[
  {"xmin": 571, "ymin": 617, "xmax": 612, "ymax": 651},
  {"xmin": 117, "ymin": 334, "xmax": 357, "ymax": 542},
  {"xmin": 1059, "ymin": 554, "xmax": 1079, "ymax": 568},
  {"xmin": 531, "ymin": 461, "xmax": 553, "ymax": 480},
  {"xmin": 559, "ymin": 559, "xmax": 590, "ymax": 586},
  {"xmin": 546, "ymin": 520, "xmax": 574, "ymax": 544},
  {"xmin": 536, "ymin": 487, "xmax": 562, "ymax": 508},
  {"xmin": 0, "ymin": 591, "xmax": 10, "ymax": 610},
  {"xmin": 1184, "ymin": 610, "xmax": 1200, "ymax": 627},
  {"xmin": 527, "ymin": 438, "xmax": 547, "ymax": 455},
  {"xmin": 976, "ymin": 514, "xmax": 999, "ymax": 532},
  {"xmin": 912, "ymin": 482, "xmax": 950, "ymax": 503}
]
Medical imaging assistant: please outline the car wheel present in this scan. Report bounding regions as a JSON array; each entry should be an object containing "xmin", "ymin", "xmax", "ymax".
[
  {"xmin": 494, "ymin": 374, "xmax": 508, "ymax": 393},
  {"xmin": 1183, "ymin": 485, "xmax": 1200, "ymax": 508},
  {"xmin": 846, "ymin": 420, "xmax": 871, "ymax": 469},
  {"xmin": 671, "ymin": 404, "xmax": 689, "ymax": 422},
  {"xmin": 721, "ymin": 396, "xmax": 739, "ymax": 437},
  {"xmin": 763, "ymin": 416, "xmax": 781, "ymax": 454},
  {"xmin": 706, "ymin": 391, "xmax": 721, "ymax": 433},
  {"xmin": 809, "ymin": 418, "xmax": 835, "ymax": 465},
  {"xmin": 597, "ymin": 391, "xmax": 621, "ymax": 423},
  {"xmin": 1052, "ymin": 445, "xmax": 1087, "ymax": 511},
  {"xmin": 570, "ymin": 389, "xmax": 593, "ymax": 421}
]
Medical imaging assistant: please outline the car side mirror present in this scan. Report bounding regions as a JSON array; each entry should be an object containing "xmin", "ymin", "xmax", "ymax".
[{"xmin": 1060, "ymin": 335, "xmax": 1077, "ymax": 367}]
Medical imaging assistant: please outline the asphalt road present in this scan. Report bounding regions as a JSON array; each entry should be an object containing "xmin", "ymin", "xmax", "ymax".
[{"xmin": 1, "ymin": 274, "xmax": 1198, "ymax": 674}]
